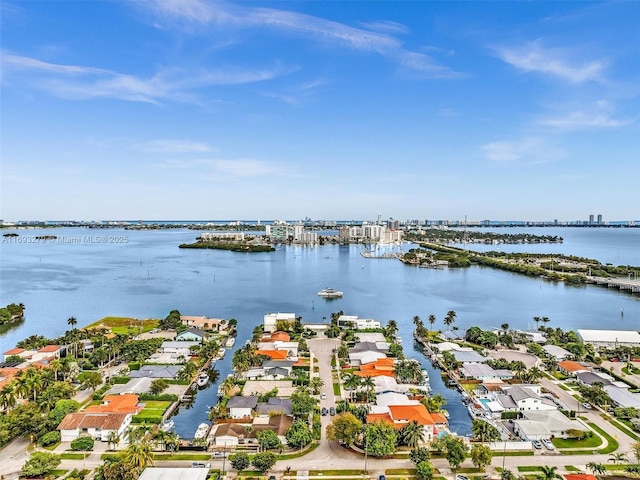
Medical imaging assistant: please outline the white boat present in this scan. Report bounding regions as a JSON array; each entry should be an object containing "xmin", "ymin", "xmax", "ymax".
[
  {"xmin": 217, "ymin": 348, "xmax": 226, "ymax": 358},
  {"xmin": 161, "ymin": 419, "xmax": 174, "ymax": 431},
  {"xmin": 317, "ymin": 287, "xmax": 343, "ymax": 298},
  {"xmin": 225, "ymin": 337, "xmax": 235, "ymax": 348},
  {"xmin": 194, "ymin": 422, "xmax": 210, "ymax": 439},
  {"xmin": 196, "ymin": 372, "xmax": 208, "ymax": 387},
  {"xmin": 421, "ymin": 369, "xmax": 430, "ymax": 382}
]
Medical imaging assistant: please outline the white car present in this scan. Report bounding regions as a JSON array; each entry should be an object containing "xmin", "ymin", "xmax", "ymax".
[{"xmin": 321, "ymin": 393, "xmax": 327, "ymax": 399}]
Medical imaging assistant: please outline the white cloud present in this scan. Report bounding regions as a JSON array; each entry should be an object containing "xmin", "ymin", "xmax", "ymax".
[
  {"xmin": 1, "ymin": 50, "xmax": 291, "ymax": 104},
  {"xmin": 495, "ymin": 41, "xmax": 606, "ymax": 83},
  {"xmin": 142, "ymin": 0, "xmax": 461, "ymax": 79},
  {"xmin": 137, "ymin": 139, "xmax": 214, "ymax": 153},
  {"xmin": 481, "ymin": 137, "xmax": 560, "ymax": 164},
  {"xmin": 159, "ymin": 157, "xmax": 280, "ymax": 177},
  {"xmin": 358, "ymin": 20, "xmax": 409, "ymax": 35},
  {"xmin": 538, "ymin": 101, "xmax": 635, "ymax": 130}
]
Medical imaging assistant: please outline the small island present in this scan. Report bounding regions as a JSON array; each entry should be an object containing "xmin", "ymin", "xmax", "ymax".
[
  {"xmin": 179, "ymin": 234, "xmax": 274, "ymax": 252},
  {"xmin": 0, "ymin": 302, "xmax": 25, "ymax": 325}
]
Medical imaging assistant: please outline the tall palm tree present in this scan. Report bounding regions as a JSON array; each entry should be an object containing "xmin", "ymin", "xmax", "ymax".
[
  {"xmin": 541, "ymin": 316, "xmax": 550, "ymax": 328},
  {"xmin": 343, "ymin": 373, "xmax": 362, "ymax": 402},
  {"xmin": 538, "ymin": 466, "xmax": 562, "ymax": 480},
  {"xmin": 500, "ymin": 323, "xmax": 509, "ymax": 336},
  {"xmin": 106, "ymin": 431, "xmax": 121, "ymax": 451},
  {"xmin": 50, "ymin": 359, "xmax": 63, "ymax": 382},
  {"xmin": 533, "ymin": 316, "xmax": 541, "ymax": 330},
  {"xmin": 428, "ymin": 314, "xmax": 436, "ymax": 330},
  {"xmin": 471, "ymin": 419, "xmax": 500, "ymax": 443},
  {"xmin": 21, "ymin": 367, "xmax": 44, "ymax": 402},
  {"xmin": 400, "ymin": 420, "xmax": 425, "ymax": 448},
  {"xmin": 124, "ymin": 442, "xmax": 154, "ymax": 472},
  {"xmin": 385, "ymin": 320, "xmax": 399, "ymax": 339},
  {"xmin": 361, "ymin": 376, "xmax": 375, "ymax": 402},
  {"xmin": 0, "ymin": 382, "xmax": 18, "ymax": 411},
  {"xmin": 219, "ymin": 376, "xmax": 236, "ymax": 397},
  {"xmin": 309, "ymin": 377, "xmax": 324, "ymax": 395},
  {"xmin": 525, "ymin": 367, "xmax": 543, "ymax": 383},
  {"xmin": 67, "ymin": 316, "xmax": 78, "ymax": 330},
  {"xmin": 412, "ymin": 316, "xmax": 422, "ymax": 327},
  {"xmin": 443, "ymin": 311, "xmax": 457, "ymax": 331}
]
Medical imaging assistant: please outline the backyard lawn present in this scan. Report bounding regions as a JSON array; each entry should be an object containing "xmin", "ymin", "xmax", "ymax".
[
  {"xmin": 85, "ymin": 316, "xmax": 159, "ymax": 335},
  {"xmin": 552, "ymin": 434, "xmax": 602, "ymax": 449}
]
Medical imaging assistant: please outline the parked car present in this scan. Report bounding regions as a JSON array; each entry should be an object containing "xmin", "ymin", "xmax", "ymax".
[
  {"xmin": 582, "ymin": 402, "xmax": 592, "ymax": 409},
  {"xmin": 455, "ymin": 475, "xmax": 470, "ymax": 480},
  {"xmin": 321, "ymin": 407, "xmax": 328, "ymax": 416},
  {"xmin": 379, "ymin": 476, "xmax": 386, "ymax": 480},
  {"xmin": 321, "ymin": 393, "xmax": 327, "ymax": 400},
  {"xmin": 329, "ymin": 407, "xmax": 336, "ymax": 416},
  {"xmin": 213, "ymin": 451, "xmax": 227, "ymax": 458},
  {"xmin": 192, "ymin": 462, "xmax": 211, "ymax": 468},
  {"xmin": 542, "ymin": 438, "xmax": 554, "ymax": 450},
  {"xmin": 532, "ymin": 440, "xmax": 543, "ymax": 449}
]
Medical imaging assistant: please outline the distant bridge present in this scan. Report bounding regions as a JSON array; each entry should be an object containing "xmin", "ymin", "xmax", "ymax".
[{"xmin": 586, "ymin": 276, "xmax": 640, "ymax": 294}]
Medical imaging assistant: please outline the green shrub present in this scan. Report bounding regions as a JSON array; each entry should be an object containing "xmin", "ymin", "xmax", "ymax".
[
  {"xmin": 129, "ymin": 362, "xmax": 141, "ymax": 371},
  {"xmin": 39, "ymin": 431, "xmax": 61, "ymax": 447},
  {"xmin": 70, "ymin": 436, "xmax": 94, "ymax": 451},
  {"xmin": 139, "ymin": 393, "xmax": 178, "ymax": 401}
]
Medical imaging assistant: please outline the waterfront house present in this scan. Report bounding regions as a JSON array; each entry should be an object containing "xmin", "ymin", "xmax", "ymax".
[
  {"xmin": 58, "ymin": 412, "xmax": 132, "ymax": 443},
  {"xmin": 495, "ymin": 385, "xmax": 556, "ymax": 412},
  {"xmin": 263, "ymin": 313, "xmax": 296, "ymax": 333},
  {"xmin": 180, "ymin": 315, "xmax": 226, "ymax": 331},
  {"xmin": 348, "ymin": 350, "xmax": 386, "ymax": 367},
  {"xmin": 261, "ymin": 331, "xmax": 291, "ymax": 342},
  {"xmin": 128, "ymin": 365, "xmax": 181, "ymax": 379},
  {"xmin": 366, "ymin": 404, "xmax": 446, "ymax": 443},
  {"xmin": 254, "ymin": 349, "xmax": 289, "ymax": 361},
  {"xmin": 256, "ymin": 341, "xmax": 299, "ymax": 357},
  {"xmin": 242, "ymin": 380, "xmax": 296, "ymax": 398},
  {"xmin": 160, "ymin": 341, "xmax": 200, "ymax": 358},
  {"xmin": 451, "ymin": 350, "xmax": 487, "ymax": 363},
  {"xmin": 459, "ymin": 363, "xmax": 514, "ymax": 381},
  {"xmin": 354, "ymin": 357, "xmax": 395, "ymax": 376},
  {"xmin": 107, "ymin": 377, "xmax": 153, "ymax": 395},
  {"xmin": 175, "ymin": 328, "xmax": 207, "ymax": 342},
  {"xmin": 373, "ymin": 376, "xmax": 410, "ymax": 394},
  {"xmin": 227, "ymin": 396, "xmax": 258, "ymax": 419},
  {"xmin": 246, "ymin": 360, "xmax": 294, "ymax": 380},
  {"xmin": 337, "ymin": 315, "xmax": 381, "ymax": 330},
  {"xmin": 557, "ymin": 360, "xmax": 590, "ymax": 377},
  {"xmin": 212, "ymin": 423, "xmax": 255, "ymax": 447}
]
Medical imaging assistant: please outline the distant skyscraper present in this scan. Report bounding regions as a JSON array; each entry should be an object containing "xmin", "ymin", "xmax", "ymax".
[
  {"xmin": 589, "ymin": 214, "xmax": 594, "ymax": 225},
  {"xmin": 377, "ymin": 213, "xmax": 382, "ymax": 225},
  {"xmin": 597, "ymin": 214, "xmax": 603, "ymax": 225}
]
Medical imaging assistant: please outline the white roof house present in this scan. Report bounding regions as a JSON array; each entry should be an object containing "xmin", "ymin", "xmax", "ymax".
[
  {"xmin": 460, "ymin": 363, "xmax": 513, "ymax": 381},
  {"xmin": 264, "ymin": 312, "xmax": 296, "ymax": 333},
  {"xmin": 604, "ymin": 385, "xmax": 640, "ymax": 408},
  {"xmin": 139, "ymin": 468, "xmax": 209, "ymax": 480},
  {"xmin": 348, "ymin": 350, "xmax": 386, "ymax": 366},
  {"xmin": 542, "ymin": 345, "xmax": 571, "ymax": 361},
  {"xmin": 577, "ymin": 329, "xmax": 640, "ymax": 349},
  {"xmin": 513, "ymin": 410, "xmax": 584, "ymax": 441}
]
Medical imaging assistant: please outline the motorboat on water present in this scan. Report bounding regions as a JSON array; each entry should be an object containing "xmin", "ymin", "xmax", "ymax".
[
  {"xmin": 317, "ymin": 287, "xmax": 343, "ymax": 298},
  {"xmin": 225, "ymin": 337, "xmax": 235, "ymax": 348},
  {"xmin": 196, "ymin": 372, "xmax": 208, "ymax": 387},
  {"xmin": 194, "ymin": 422, "xmax": 210, "ymax": 439},
  {"xmin": 217, "ymin": 348, "xmax": 226, "ymax": 358},
  {"xmin": 161, "ymin": 419, "xmax": 174, "ymax": 431}
]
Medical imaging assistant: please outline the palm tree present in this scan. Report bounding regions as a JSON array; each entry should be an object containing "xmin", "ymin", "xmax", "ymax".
[
  {"xmin": 525, "ymin": 367, "xmax": 543, "ymax": 383},
  {"xmin": 0, "ymin": 382, "xmax": 18, "ymax": 411},
  {"xmin": 428, "ymin": 314, "xmax": 436, "ymax": 330},
  {"xmin": 343, "ymin": 373, "xmax": 362, "ymax": 401},
  {"xmin": 21, "ymin": 367, "xmax": 44, "ymax": 402},
  {"xmin": 471, "ymin": 419, "xmax": 501, "ymax": 443},
  {"xmin": 336, "ymin": 344, "xmax": 349, "ymax": 359},
  {"xmin": 107, "ymin": 431, "xmax": 121, "ymax": 451},
  {"xmin": 219, "ymin": 376, "xmax": 236, "ymax": 397},
  {"xmin": 309, "ymin": 377, "xmax": 324, "ymax": 395},
  {"xmin": 443, "ymin": 311, "xmax": 457, "ymax": 331},
  {"xmin": 361, "ymin": 376, "xmax": 375, "ymax": 402},
  {"xmin": 412, "ymin": 315, "xmax": 422, "ymax": 327},
  {"xmin": 586, "ymin": 462, "xmax": 605, "ymax": 475},
  {"xmin": 67, "ymin": 316, "xmax": 78, "ymax": 330},
  {"xmin": 532, "ymin": 316, "xmax": 541, "ymax": 330},
  {"xmin": 385, "ymin": 320, "xmax": 399, "ymax": 339},
  {"xmin": 538, "ymin": 466, "xmax": 562, "ymax": 480},
  {"xmin": 500, "ymin": 323, "xmax": 509, "ymax": 336},
  {"xmin": 609, "ymin": 453, "xmax": 629, "ymax": 465},
  {"xmin": 124, "ymin": 442, "xmax": 154, "ymax": 472},
  {"xmin": 50, "ymin": 359, "xmax": 63, "ymax": 382},
  {"xmin": 511, "ymin": 361, "xmax": 527, "ymax": 382},
  {"xmin": 541, "ymin": 316, "xmax": 550, "ymax": 328},
  {"xmin": 400, "ymin": 420, "xmax": 425, "ymax": 448}
]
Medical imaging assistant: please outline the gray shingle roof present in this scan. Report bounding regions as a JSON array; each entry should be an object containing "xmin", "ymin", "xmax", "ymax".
[{"xmin": 227, "ymin": 396, "xmax": 258, "ymax": 409}]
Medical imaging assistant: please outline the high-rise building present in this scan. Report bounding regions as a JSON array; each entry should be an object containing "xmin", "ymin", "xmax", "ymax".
[
  {"xmin": 589, "ymin": 214, "xmax": 594, "ymax": 225},
  {"xmin": 597, "ymin": 214, "xmax": 603, "ymax": 225}
]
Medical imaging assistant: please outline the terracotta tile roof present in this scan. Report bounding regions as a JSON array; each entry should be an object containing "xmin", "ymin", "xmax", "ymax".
[
  {"xmin": 255, "ymin": 350, "xmax": 288, "ymax": 360},
  {"xmin": 58, "ymin": 412, "xmax": 129, "ymax": 431},
  {"xmin": 38, "ymin": 345, "xmax": 61, "ymax": 353},
  {"xmin": 558, "ymin": 360, "xmax": 588, "ymax": 372},
  {"xmin": 85, "ymin": 394, "xmax": 142, "ymax": 414},
  {"xmin": 388, "ymin": 404, "xmax": 435, "ymax": 425},
  {"xmin": 564, "ymin": 475, "xmax": 598, "ymax": 480},
  {"xmin": 430, "ymin": 412, "xmax": 448, "ymax": 424},
  {"xmin": 366, "ymin": 413, "xmax": 394, "ymax": 425},
  {"xmin": 264, "ymin": 332, "xmax": 291, "ymax": 342},
  {"xmin": 3, "ymin": 348, "xmax": 24, "ymax": 356},
  {"xmin": 355, "ymin": 358, "xmax": 396, "ymax": 377}
]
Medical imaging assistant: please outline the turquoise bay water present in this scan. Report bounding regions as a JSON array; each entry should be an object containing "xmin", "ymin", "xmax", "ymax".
[{"xmin": 1, "ymin": 226, "xmax": 639, "ymax": 436}]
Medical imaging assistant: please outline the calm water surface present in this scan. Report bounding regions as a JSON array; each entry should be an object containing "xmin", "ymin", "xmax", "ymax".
[{"xmin": 1, "ymin": 227, "xmax": 639, "ymax": 437}]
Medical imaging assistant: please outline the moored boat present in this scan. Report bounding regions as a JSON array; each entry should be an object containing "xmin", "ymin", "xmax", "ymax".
[
  {"xmin": 196, "ymin": 372, "xmax": 208, "ymax": 387},
  {"xmin": 225, "ymin": 337, "xmax": 235, "ymax": 348},
  {"xmin": 217, "ymin": 348, "xmax": 226, "ymax": 358},
  {"xmin": 194, "ymin": 422, "xmax": 210, "ymax": 439},
  {"xmin": 161, "ymin": 419, "xmax": 174, "ymax": 431},
  {"xmin": 317, "ymin": 287, "xmax": 343, "ymax": 298}
]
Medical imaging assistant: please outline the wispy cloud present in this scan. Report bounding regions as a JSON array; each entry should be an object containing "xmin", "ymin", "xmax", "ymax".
[
  {"xmin": 495, "ymin": 41, "xmax": 607, "ymax": 83},
  {"xmin": 358, "ymin": 20, "xmax": 409, "ymax": 35},
  {"xmin": 159, "ymin": 157, "xmax": 281, "ymax": 177},
  {"xmin": 481, "ymin": 137, "xmax": 561, "ymax": 164},
  {"xmin": 538, "ymin": 101, "xmax": 635, "ymax": 130},
  {"xmin": 142, "ymin": 0, "xmax": 461, "ymax": 79},
  {"xmin": 1, "ymin": 50, "xmax": 291, "ymax": 104},
  {"xmin": 137, "ymin": 139, "xmax": 215, "ymax": 153}
]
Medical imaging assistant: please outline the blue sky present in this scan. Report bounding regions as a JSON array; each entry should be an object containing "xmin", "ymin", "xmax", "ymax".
[{"xmin": 1, "ymin": 1, "xmax": 639, "ymax": 222}]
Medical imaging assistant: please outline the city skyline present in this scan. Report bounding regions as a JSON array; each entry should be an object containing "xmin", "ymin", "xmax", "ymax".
[{"xmin": 1, "ymin": 1, "xmax": 639, "ymax": 220}]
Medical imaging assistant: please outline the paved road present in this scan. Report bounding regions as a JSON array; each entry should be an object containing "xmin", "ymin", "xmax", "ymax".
[{"xmin": 309, "ymin": 335, "xmax": 340, "ymax": 442}]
